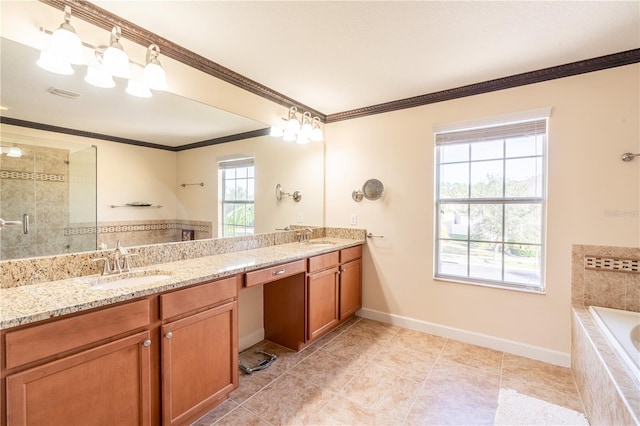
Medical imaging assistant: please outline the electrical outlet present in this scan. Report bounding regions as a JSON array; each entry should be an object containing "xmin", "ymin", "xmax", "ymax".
[
  {"xmin": 350, "ymin": 213, "xmax": 357, "ymax": 225},
  {"xmin": 297, "ymin": 212, "xmax": 303, "ymax": 223}
]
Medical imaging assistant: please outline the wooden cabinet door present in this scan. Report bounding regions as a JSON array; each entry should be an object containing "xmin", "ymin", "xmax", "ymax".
[
  {"xmin": 6, "ymin": 331, "xmax": 152, "ymax": 426},
  {"xmin": 161, "ymin": 301, "xmax": 238, "ymax": 426},
  {"xmin": 339, "ymin": 259, "xmax": 362, "ymax": 319},
  {"xmin": 307, "ymin": 266, "xmax": 339, "ymax": 341}
]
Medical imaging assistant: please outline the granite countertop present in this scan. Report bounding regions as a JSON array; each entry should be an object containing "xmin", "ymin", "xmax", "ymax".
[{"xmin": 0, "ymin": 238, "xmax": 363, "ymax": 330}]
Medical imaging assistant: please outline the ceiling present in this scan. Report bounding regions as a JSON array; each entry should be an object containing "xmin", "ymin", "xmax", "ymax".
[
  {"xmin": 0, "ymin": 38, "xmax": 267, "ymax": 148},
  {"xmin": 92, "ymin": 0, "xmax": 640, "ymax": 116},
  {"xmin": 1, "ymin": 1, "xmax": 638, "ymax": 148}
]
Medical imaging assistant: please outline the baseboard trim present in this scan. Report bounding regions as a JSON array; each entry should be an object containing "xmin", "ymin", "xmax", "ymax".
[
  {"xmin": 239, "ymin": 328, "xmax": 265, "ymax": 352},
  {"xmin": 356, "ymin": 307, "xmax": 570, "ymax": 367}
]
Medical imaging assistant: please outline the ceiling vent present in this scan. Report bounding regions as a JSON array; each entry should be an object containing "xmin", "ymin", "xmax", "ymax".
[{"xmin": 47, "ymin": 87, "xmax": 82, "ymax": 99}]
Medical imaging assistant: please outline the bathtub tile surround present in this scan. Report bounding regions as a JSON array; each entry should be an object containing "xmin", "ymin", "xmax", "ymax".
[
  {"xmin": 572, "ymin": 244, "xmax": 640, "ymax": 311},
  {"xmin": 193, "ymin": 317, "xmax": 587, "ymax": 426},
  {"xmin": 571, "ymin": 244, "xmax": 640, "ymax": 425},
  {"xmin": 0, "ymin": 227, "xmax": 366, "ymax": 289},
  {"xmin": 572, "ymin": 309, "xmax": 639, "ymax": 425}
]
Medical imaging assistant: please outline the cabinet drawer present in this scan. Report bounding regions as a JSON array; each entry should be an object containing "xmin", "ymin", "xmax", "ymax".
[
  {"xmin": 245, "ymin": 260, "xmax": 306, "ymax": 288},
  {"xmin": 308, "ymin": 251, "xmax": 339, "ymax": 273},
  {"xmin": 5, "ymin": 299, "xmax": 150, "ymax": 370},
  {"xmin": 160, "ymin": 276, "xmax": 238, "ymax": 320},
  {"xmin": 340, "ymin": 245, "xmax": 362, "ymax": 263}
]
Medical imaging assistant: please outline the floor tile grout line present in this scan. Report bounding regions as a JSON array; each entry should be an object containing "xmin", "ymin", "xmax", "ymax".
[
  {"xmin": 399, "ymin": 337, "xmax": 450, "ymax": 425},
  {"xmin": 229, "ymin": 316, "xmax": 365, "ymax": 421}
]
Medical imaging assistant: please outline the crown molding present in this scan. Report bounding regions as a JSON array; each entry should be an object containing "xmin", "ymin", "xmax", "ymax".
[
  {"xmin": 326, "ymin": 49, "xmax": 640, "ymax": 123},
  {"xmin": 38, "ymin": 1, "xmax": 639, "ymax": 126},
  {"xmin": 38, "ymin": 0, "xmax": 327, "ymax": 122},
  {"xmin": 0, "ymin": 117, "xmax": 271, "ymax": 151}
]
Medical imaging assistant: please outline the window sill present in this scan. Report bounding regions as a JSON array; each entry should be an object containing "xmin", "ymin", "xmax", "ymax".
[{"xmin": 433, "ymin": 276, "xmax": 546, "ymax": 295}]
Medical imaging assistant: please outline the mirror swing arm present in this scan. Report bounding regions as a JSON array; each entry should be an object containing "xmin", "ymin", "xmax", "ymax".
[{"xmin": 275, "ymin": 184, "xmax": 302, "ymax": 202}]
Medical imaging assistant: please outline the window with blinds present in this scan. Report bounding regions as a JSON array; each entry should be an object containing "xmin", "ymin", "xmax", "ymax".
[
  {"xmin": 219, "ymin": 157, "xmax": 255, "ymax": 237},
  {"xmin": 434, "ymin": 112, "xmax": 549, "ymax": 292}
]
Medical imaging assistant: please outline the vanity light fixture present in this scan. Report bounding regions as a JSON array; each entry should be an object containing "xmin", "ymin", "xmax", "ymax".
[
  {"xmin": 84, "ymin": 51, "xmax": 116, "ymax": 88},
  {"xmin": 125, "ymin": 79, "xmax": 152, "ymax": 98},
  {"xmin": 144, "ymin": 44, "xmax": 167, "ymax": 90},
  {"xmin": 270, "ymin": 106, "xmax": 324, "ymax": 144},
  {"xmin": 102, "ymin": 26, "xmax": 131, "ymax": 79},
  {"xmin": 36, "ymin": 5, "xmax": 84, "ymax": 75},
  {"xmin": 38, "ymin": 8, "xmax": 168, "ymax": 98},
  {"xmin": 2, "ymin": 147, "xmax": 23, "ymax": 158},
  {"xmin": 125, "ymin": 62, "xmax": 152, "ymax": 98}
]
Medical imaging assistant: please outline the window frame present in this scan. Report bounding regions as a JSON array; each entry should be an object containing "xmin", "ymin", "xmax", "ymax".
[
  {"xmin": 219, "ymin": 157, "xmax": 255, "ymax": 237},
  {"xmin": 433, "ymin": 112, "xmax": 549, "ymax": 293}
]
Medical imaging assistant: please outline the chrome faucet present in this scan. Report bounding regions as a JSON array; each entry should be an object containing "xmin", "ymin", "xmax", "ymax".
[
  {"xmin": 113, "ymin": 240, "xmax": 127, "ymax": 273},
  {"xmin": 298, "ymin": 227, "xmax": 313, "ymax": 243},
  {"xmin": 91, "ymin": 240, "xmax": 137, "ymax": 275}
]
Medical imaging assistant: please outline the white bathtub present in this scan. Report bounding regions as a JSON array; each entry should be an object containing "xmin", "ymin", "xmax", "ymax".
[{"xmin": 589, "ymin": 306, "xmax": 640, "ymax": 383}]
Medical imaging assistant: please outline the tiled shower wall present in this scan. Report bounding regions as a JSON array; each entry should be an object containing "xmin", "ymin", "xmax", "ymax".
[
  {"xmin": 95, "ymin": 219, "xmax": 212, "ymax": 249},
  {"xmin": 1, "ymin": 144, "xmax": 70, "ymax": 259},
  {"xmin": 1, "ymin": 143, "xmax": 97, "ymax": 260},
  {"xmin": 571, "ymin": 244, "xmax": 640, "ymax": 312}
]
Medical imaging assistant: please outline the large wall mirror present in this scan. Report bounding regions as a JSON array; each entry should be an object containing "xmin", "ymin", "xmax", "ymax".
[{"xmin": 0, "ymin": 37, "xmax": 324, "ymax": 261}]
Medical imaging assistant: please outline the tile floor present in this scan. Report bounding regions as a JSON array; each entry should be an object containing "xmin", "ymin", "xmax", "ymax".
[{"xmin": 193, "ymin": 317, "xmax": 586, "ymax": 425}]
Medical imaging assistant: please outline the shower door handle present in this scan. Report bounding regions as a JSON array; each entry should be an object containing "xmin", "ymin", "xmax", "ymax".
[
  {"xmin": 0, "ymin": 217, "xmax": 22, "ymax": 230},
  {"xmin": 23, "ymin": 214, "xmax": 29, "ymax": 234}
]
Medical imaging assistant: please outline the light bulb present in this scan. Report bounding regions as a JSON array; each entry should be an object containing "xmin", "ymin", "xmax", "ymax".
[
  {"xmin": 103, "ymin": 45, "xmax": 130, "ymax": 79},
  {"xmin": 50, "ymin": 27, "xmax": 84, "ymax": 65},
  {"xmin": 144, "ymin": 44, "xmax": 167, "ymax": 90},
  {"xmin": 7, "ymin": 147, "xmax": 23, "ymax": 158},
  {"xmin": 286, "ymin": 117, "xmax": 301, "ymax": 133},
  {"xmin": 102, "ymin": 27, "xmax": 130, "ymax": 79},
  {"xmin": 270, "ymin": 126, "xmax": 284, "ymax": 137},
  {"xmin": 283, "ymin": 130, "xmax": 296, "ymax": 142},
  {"xmin": 144, "ymin": 62, "xmax": 167, "ymax": 90},
  {"xmin": 296, "ymin": 133, "xmax": 310, "ymax": 145},
  {"xmin": 310, "ymin": 128, "xmax": 324, "ymax": 142},
  {"xmin": 84, "ymin": 65, "xmax": 115, "ymax": 88},
  {"xmin": 126, "ymin": 80, "xmax": 152, "ymax": 98},
  {"xmin": 36, "ymin": 50, "xmax": 73, "ymax": 75}
]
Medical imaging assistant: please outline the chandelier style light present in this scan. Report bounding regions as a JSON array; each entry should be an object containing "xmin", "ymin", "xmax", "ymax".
[
  {"xmin": 37, "ymin": 6, "xmax": 168, "ymax": 98},
  {"xmin": 270, "ymin": 106, "xmax": 324, "ymax": 144}
]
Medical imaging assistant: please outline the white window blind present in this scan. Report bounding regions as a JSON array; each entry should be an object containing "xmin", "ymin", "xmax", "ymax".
[{"xmin": 434, "ymin": 110, "xmax": 550, "ymax": 292}]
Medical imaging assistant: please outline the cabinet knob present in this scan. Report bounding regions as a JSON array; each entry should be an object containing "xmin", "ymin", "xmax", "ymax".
[
  {"xmin": 165, "ymin": 332, "xmax": 173, "ymax": 339},
  {"xmin": 142, "ymin": 339, "xmax": 152, "ymax": 347}
]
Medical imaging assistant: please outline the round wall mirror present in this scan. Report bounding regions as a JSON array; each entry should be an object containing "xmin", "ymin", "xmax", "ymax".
[{"xmin": 362, "ymin": 178, "xmax": 384, "ymax": 200}]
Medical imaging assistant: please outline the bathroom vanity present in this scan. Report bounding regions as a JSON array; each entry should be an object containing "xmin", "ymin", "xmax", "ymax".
[{"xmin": 0, "ymin": 237, "xmax": 363, "ymax": 426}]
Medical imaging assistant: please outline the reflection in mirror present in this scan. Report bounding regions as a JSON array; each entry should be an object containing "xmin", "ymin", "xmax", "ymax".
[
  {"xmin": 1, "ymin": 38, "xmax": 325, "ymax": 260},
  {"xmin": 0, "ymin": 133, "xmax": 97, "ymax": 260}
]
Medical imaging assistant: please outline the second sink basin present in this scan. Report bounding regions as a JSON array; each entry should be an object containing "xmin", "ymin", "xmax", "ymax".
[
  {"xmin": 90, "ymin": 271, "xmax": 173, "ymax": 290},
  {"xmin": 304, "ymin": 240, "xmax": 336, "ymax": 248}
]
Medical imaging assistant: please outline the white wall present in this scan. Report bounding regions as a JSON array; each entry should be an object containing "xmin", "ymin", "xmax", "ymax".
[
  {"xmin": 0, "ymin": 124, "xmax": 178, "ymax": 223},
  {"xmin": 175, "ymin": 135, "xmax": 324, "ymax": 235},
  {"xmin": 325, "ymin": 64, "xmax": 640, "ymax": 365}
]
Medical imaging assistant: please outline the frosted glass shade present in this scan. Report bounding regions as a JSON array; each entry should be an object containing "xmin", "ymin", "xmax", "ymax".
[
  {"xmin": 103, "ymin": 46, "xmax": 130, "ymax": 79},
  {"xmin": 50, "ymin": 27, "xmax": 85, "ymax": 65},
  {"xmin": 144, "ymin": 62, "xmax": 167, "ymax": 90},
  {"xmin": 126, "ymin": 80, "xmax": 152, "ymax": 98},
  {"xmin": 37, "ymin": 50, "xmax": 73, "ymax": 75},
  {"xmin": 84, "ymin": 66, "xmax": 115, "ymax": 88}
]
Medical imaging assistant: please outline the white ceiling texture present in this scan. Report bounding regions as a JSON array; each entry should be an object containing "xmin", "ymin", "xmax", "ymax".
[{"xmin": 93, "ymin": 1, "xmax": 640, "ymax": 115}]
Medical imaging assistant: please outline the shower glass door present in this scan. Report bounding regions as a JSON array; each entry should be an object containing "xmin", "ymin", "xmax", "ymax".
[{"xmin": 0, "ymin": 132, "xmax": 97, "ymax": 260}]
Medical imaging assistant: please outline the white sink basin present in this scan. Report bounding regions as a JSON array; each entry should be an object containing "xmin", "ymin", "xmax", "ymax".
[{"xmin": 90, "ymin": 272, "xmax": 173, "ymax": 290}]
